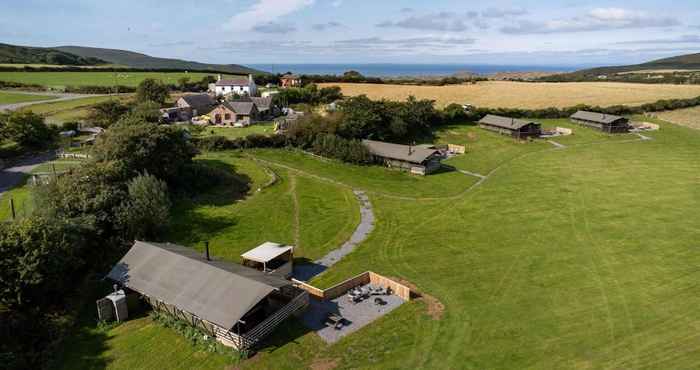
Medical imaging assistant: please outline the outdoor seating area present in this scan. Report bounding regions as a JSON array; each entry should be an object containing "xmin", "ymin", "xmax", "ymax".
[{"xmin": 300, "ymin": 282, "xmax": 405, "ymax": 343}]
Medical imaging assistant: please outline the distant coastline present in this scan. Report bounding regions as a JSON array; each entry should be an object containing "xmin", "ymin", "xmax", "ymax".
[{"xmin": 248, "ymin": 63, "xmax": 592, "ymax": 77}]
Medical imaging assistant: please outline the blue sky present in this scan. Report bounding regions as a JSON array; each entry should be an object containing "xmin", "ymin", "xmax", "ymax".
[{"xmin": 1, "ymin": 0, "xmax": 700, "ymax": 66}]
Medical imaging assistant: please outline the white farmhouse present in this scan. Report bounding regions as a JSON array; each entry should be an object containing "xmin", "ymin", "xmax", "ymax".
[{"xmin": 212, "ymin": 74, "xmax": 257, "ymax": 97}]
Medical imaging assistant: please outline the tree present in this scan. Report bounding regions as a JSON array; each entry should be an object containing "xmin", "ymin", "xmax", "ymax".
[
  {"xmin": 177, "ymin": 76, "xmax": 191, "ymax": 91},
  {"xmin": 118, "ymin": 172, "xmax": 171, "ymax": 240},
  {"xmin": 128, "ymin": 101, "xmax": 162, "ymax": 123},
  {"xmin": 0, "ymin": 111, "xmax": 54, "ymax": 148},
  {"xmin": 0, "ymin": 216, "xmax": 87, "ymax": 309},
  {"xmin": 91, "ymin": 122, "xmax": 197, "ymax": 182},
  {"xmin": 135, "ymin": 78, "xmax": 170, "ymax": 105},
  {"xmin": 86, "ymin": 99, "xmax": 130, "ymax": 128}
]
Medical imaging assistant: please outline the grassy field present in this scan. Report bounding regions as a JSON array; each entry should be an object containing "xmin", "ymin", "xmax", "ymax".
[
  {"xmin": 168, "ymin": 152, "xmax": 360, "ymax": 262},
  {"xmin": 0, "ymin": 91, "xmax": 57, "ymax": 104},
  {"xmin": 0, "ymin": 71, "xmax": 227, "ymax": 88},
  {"xmin": 652, "ymin": 106, "xmax": 700, "ymax": 130},
  {"xmin": 0, "ymin": 159, "xmax": 83, "ymax": 221},
  {"xmin": 51, "ymin": 315, "xmax": 238, "ymax": 370},
  {"xmin": 192, "ymin": 122, "xmax": 277, "ymax": 139},
  {"xmin": 320, "ymin": 81, "xmax": 700, "ymax": 108},
  {"xmin": 20, "ymin": 95, "xmax": 132, "ymax": 124},
  {"xmin": 52, "ymin": 116, "xmax": 700, "ymax": 369}
]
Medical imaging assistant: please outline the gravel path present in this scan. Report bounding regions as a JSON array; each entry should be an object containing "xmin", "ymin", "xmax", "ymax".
[
  {"xmin": 0, "ymin": 152, "xmax": 55, "ymax": 198},
  {"xmin": 293, "ymin": 191, "xmax": 375, "ymax": 281},
  {"xmin": 547, "ymin": 140, "xmax": 567, "ymax": 149},
  {"xmin": 0, "ymin": 90, "xmax": 109, "ymax": 111}
]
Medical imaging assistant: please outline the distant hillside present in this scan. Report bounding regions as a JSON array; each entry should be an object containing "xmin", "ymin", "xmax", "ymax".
[
  {"xmin": 54, "ymin": 45, "xmax": 263, "ymax": 75},
  {"xmin": 0, "ymin": 43, "xmax": 106, "ymax": 65},
  {"xmin": 541, "ymin": 53, "xmax": 700, "ymax": 81}
]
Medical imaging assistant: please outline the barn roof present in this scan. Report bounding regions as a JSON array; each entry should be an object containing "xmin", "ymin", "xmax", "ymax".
[
  {"xmin": 362, "ymin": 139, "xmax": 439, "ymax": 164},
  {"xmin": 250, "ymin": 96, "xmax": 273, "ymax": 112},
  {"xmin": 180, "ymin": 94, "xmax": 216, "ymax": 111},
  {"xmin": 223, "ymin": 101, "xmax": 257, "ymax": 115},
  {"xmin": 107, "ymin": 241, "xmax": 290, "ymax": 330},
  {"xmin": 478, "ymin": 115, "xmax": 540, "ymax": 130},
  {"xmin": 570, "ymin": 111, "xmax": 627, "ymax": 124}
]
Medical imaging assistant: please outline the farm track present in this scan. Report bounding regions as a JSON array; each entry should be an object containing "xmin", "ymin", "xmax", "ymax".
[{"xmin": 0, "ymin": 90, "xmax": 111, "ymax": 111}]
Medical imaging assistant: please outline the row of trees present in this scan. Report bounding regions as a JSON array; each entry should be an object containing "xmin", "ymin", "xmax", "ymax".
[
  {"xmin": 274, "ymin": 84, "xmax": 343, "ymax": 105},
  {"xmin": 0, "ymin": 104, "xmax": 248, "ymax": 368},
  {"xmin": 297, "ymin": 70, "xmax": 486, "ymax": 86}
]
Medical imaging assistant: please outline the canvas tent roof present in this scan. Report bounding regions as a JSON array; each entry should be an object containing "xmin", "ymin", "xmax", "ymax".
[
  {"xmin": 570, "ymin": 111, "xmax": 627, "ymax": 124},
  {"xmin": 362, "ymin": 139, "xmax": 439, "ymax": 164},
  {"xmin": 107, "ymin": 241, "xmax": 290, "ymax": 330},
  {"xmin": 241, "ymin": 242, "xmax": 293, "ymax": 263},
  {"xmin": 478, "ymin": 115, "xmax": 540, "ymax": 130}
]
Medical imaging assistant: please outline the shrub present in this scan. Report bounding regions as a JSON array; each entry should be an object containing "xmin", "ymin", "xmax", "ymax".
[
  {"xmin": 311, "ymin": 134, "xmax": 371, "ymax": 164},
  {"xmin": 135, "ymin": 78, "xmax": 170, "ymax": 105},
  {"xmin": 117, "ymin": 172, "xmax": 171, "ymax": 240},
  {"xmin": 86, "ymin": 100, "xmax": 130, "ymax": 128},
  {"xmin": 0, "ymin": 111, "xmax": 55, "ymax": 148}
]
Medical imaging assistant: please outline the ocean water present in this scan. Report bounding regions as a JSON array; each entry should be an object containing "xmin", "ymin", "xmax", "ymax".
[{"xmin": 248, "ymin": 63, "xmax": 585, "ymax": 77}]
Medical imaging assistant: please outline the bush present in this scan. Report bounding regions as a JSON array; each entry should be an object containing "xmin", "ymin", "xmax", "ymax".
[
  {"xmin": 91, "ymin": 123, "xmax": 197, "ymax": 183},
  {"xmin": 135, "ymin": 78, "xmax": 170, "ymax": 105},
  {"xmin": 0, "ymin": 111, "xmax": 55, "ymax": 148},
  {"xmin": 311, "ymin": 134, "xmax": 371, "ymax": 164},
  {"xmin": 86, "ymin": 100, "xmax": 130, "ymax": 128},
  {"xmin": 117, "ymin": 172, "xmax": 171, "ymax": 240}
]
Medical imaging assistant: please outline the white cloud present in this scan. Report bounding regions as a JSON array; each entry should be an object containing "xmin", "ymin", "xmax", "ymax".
[
  {"xmin": 253, "ymin": 21, "xmax": 297, "ymax": 33},
  {"xmin": 224, "ymin": 0, "xmax": 314, "ymax": 31},
  {"xmin": 501, "ymin": 7, "xmax": 680, "ymax": 34},
  {"xmin": 377, "ymin": 12, "xmax": 476, "ymax": 32}
]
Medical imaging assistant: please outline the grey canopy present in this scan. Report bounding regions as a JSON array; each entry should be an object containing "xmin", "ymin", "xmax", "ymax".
[{"xmin": 107, "ymin": 241, "xmax": 290, "ymax": 330}]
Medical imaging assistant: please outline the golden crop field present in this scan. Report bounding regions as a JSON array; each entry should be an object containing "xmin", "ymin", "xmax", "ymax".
[
  {"xmin": 653, "ymin": 106, "xmax": 700, "ymax": 130},
  {"xmin": 320, "ymin": 81, "xmax": 700, "ymax": 109}
]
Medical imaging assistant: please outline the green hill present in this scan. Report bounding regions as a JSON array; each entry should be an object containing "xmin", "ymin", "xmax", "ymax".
[
  {"xmin": 0, "ymin": 43, "xmax": 106, "ymax": 65},
  {"xmin": 54, "ymin": 45, "xmax": 263, "ymax": 74},
  {"xmin": 541, "ymin": 52, "xmax": 700, "ymax": 81}
]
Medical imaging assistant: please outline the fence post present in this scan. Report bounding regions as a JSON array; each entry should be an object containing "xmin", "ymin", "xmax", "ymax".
[{"xmin": 10, "ymin": 198, "xmax": 16, "ymax": 220}]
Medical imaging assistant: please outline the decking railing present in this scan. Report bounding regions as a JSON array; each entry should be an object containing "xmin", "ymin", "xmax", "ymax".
[{"xmin": 241, "ymin": 290, "xmax": 309, "ymax": 349}]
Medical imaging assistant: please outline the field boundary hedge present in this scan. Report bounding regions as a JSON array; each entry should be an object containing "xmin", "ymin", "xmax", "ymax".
[{"xmin": 456, "ymin": 95, "xmax": 700, "ymax": 121}]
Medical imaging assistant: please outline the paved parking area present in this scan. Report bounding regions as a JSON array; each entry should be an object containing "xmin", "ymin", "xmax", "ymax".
[{"xmin": 300, "ymin": 286, "xmax": 405, "ymax": 344}]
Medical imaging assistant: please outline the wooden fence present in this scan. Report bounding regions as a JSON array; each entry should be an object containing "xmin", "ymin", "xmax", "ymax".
[
  {"xmin": 57, "ymin": 152, "xmax": 90, "ymax": 159},
  {"xmin": 292, "ymin": 271, "xmax": 412, "ymax": 301}
]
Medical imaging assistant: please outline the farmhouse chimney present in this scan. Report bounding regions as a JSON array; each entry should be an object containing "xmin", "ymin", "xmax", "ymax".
[
  {"xmin": 248, "ymin": 74, "xmax": 254, "ymax": 83},
  {"xmin": 217, "ymin": 74, "xmax": 222, "ymax": 81},
  {"xmin": 204, "ymin": 241, "xmax": 211, "ymax": 261}
]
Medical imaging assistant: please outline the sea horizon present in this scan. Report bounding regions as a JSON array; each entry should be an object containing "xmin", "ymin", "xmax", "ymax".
[{"xmin": 247, "ymin": 63, "xmax": 598, "ymax": 77}]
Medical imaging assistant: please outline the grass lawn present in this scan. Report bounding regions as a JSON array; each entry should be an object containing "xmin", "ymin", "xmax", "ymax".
[
  {"xmin": 0, "ymin": 71, "xmax": 230, "ymax": 88},
  {"xmin": 52, "ymin": 315, "xmax": 238, "ymax": 370},
  {"xmin": 0, "ymin": 91, "xmax": 57, "ymax": 104},
  {"xmin": 192, "ymin": 122, "xmax": 276, "ymax": 139},
  {"xmin": 0, "ymin": 175, "xmax": 33, "ymax": 221},
  {"xmin": 54, "ymin": 118, "xmax": 700, "ymax": 369},
  {"xmin": 20, "ymin": 95, "xmax": 132, "ymax": 124},
  {"xmin": 168, "ymin": 151, "xmax": 360, "ymax": 262},
  {"xmin": 248, "ymin": 148, "xmax": 479, "ymax": 199},
  {"xmin": 30, "ymin": 159, "xmax": 83, "ymax": 174}
]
